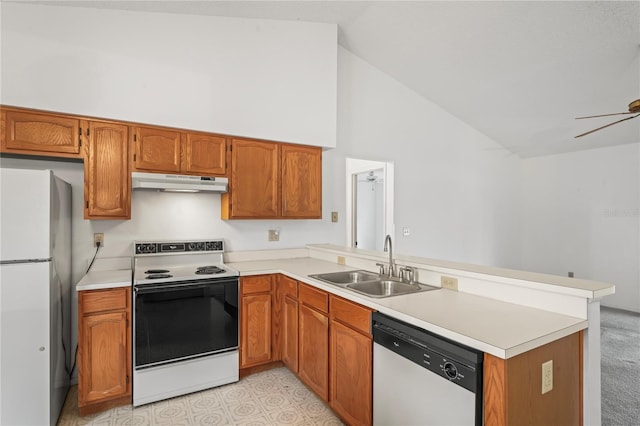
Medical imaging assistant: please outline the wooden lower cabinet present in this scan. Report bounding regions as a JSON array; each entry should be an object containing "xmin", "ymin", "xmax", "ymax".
[
  {"xmin": 240, "ymin": 275, "xmax": 274, "ymax": 368},
  {"xmin": 329, "ymin": 295, "xmax": 374, "ymax": 426},
  {"xmin": 78, "ymin": 287, "xmax": 131, "ymax": 416},
  {"xmin": 298, "ymin": 302, "xmax": 329, "ymax": 401},
  {"xmin": 280, "ymin": 275, "xmax": 299, "ymax": 372}
]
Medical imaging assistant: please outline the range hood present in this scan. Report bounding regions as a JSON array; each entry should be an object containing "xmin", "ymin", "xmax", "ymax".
[{"xmin": 132, "ymin": 172, "xmax": 228, "ymax": 193}]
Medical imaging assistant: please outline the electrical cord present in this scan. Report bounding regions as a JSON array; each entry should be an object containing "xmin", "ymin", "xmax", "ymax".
[
  {"xmin": 69, "ymin": 345, "xmax": 79, "ymax": 380},
  {"xmin": 86, "ymin": 242, "xmax": 101, "ymax": 273}
]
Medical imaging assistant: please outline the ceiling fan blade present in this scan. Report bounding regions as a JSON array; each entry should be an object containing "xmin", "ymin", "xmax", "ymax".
[
  {"xmin": 574, "ymin": 114, "xmax": 640, "ymax": 138},
  {"xmin": 576, "ymin": 112, "xmax": 636, "ymax": 119}
]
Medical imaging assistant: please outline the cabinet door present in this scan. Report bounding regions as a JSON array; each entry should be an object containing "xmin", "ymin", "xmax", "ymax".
[
  {"xmin": 182, "ymin": 132, "xmax": 226, "ymax": 175},
  {"xmin": 282, "ymin": 295, "xmax": 299, "ymax": 373},
  {"xmin": 84, "ymin": 121, "xmax": 130, "ymax": 219},
  {"xmin": 298, "ymin": 303, "xmax": 329, "ymax": 401},
  {"xmin": 2, "ymin": 109, "xmax": 81, "ymax": 157},
  {"xmin": 132, "ymin": 126, "xmax": 182, "ymax": 172},
  {"xmin": 226, "ymin": 139, "xmax": 279, "ymax": 218},
  {"xmin": 281, "ymin": 144, "xmax": 322, "ymax": 218},
  {"xmin": 330, "ymin": 320, "xmax": 373, "ymax": 426},
  {"xmin": 78, "ymin": 310, "xmax": 129, "ymax": 405},
  {"xmin": 240, "ymin": 293, "xmax": 272, "ymax": 367}
]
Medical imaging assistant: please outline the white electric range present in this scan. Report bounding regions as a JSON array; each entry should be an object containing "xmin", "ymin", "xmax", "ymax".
[{"xmin": 132, "ymin": 239, "xmax": 239, "ymax": 406}]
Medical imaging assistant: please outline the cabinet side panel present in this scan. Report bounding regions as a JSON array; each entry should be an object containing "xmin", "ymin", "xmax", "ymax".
[
  {"xmin": 484, "ymin": 354, "xmax": 507, "ymax": 426},
  {"xmin": 505, "ymin": 332, "xmax": 581, "ymax": 426}
]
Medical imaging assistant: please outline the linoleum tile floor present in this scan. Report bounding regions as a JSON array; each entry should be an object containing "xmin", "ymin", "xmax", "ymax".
[{"xmin": 57, "ymin": 367, "xmax": 344, "ymax": 425}]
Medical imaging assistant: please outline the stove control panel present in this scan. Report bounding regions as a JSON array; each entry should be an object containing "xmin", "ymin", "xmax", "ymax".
[{"xmin": 134, "ymin": 240, "xmax": 224, "ymax": 255}]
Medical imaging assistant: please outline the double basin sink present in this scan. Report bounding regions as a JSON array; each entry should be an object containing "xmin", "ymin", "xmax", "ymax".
[{"xmin": 308, "ymin": 270, "xmax": 439, "ymax": 298}]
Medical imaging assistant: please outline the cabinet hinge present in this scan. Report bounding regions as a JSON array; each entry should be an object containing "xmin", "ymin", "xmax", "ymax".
[
  {"xmin": 126, "ymin": 319, "xmax": 129, "ymax": 327},
  {"xmin": 133, "ymin": 134, "xmax": 137, "ymax": 142},
  {"xmin": 133, "ymin": 153, "xmax": 136, "ymax": 162},
  {"xmin": 86, "ymin": 128, "xmax": 89, "ymax": 136},
  {"xmin": 126, "ymin": 375, "xmax": 129, "ymax": 384},
  {"xmin": 85, "ymin": 201, "xmax": 88, "ymax": 209},
  {"xmin": 79, "ymin": 140, "xmax": 82, "ymax": 147}
]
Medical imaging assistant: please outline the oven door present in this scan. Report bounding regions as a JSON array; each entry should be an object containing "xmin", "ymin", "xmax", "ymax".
[{"xmin": 133, "ymin": 278, "xmax": 239, "ymax": 369}]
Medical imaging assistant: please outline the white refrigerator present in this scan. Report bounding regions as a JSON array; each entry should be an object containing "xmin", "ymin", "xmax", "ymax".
[{"xmin": 0, "ymin": 168, "xmax": 72, "ymax": 425}]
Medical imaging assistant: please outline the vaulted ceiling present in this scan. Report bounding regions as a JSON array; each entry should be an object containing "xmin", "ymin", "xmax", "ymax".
[{"xmin": 15, "ymin": 1, "xmax": 640, "ymax": 157}]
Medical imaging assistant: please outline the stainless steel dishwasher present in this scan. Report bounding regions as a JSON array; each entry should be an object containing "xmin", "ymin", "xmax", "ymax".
[{"xmin": 372, "ymin": 312, "xmax": 484, "ymax": 426}]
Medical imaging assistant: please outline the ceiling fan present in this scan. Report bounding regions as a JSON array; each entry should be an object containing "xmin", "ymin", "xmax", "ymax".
[{"xmin": 574, "ymin": 99, "xmax": 640, "ymax": 138}]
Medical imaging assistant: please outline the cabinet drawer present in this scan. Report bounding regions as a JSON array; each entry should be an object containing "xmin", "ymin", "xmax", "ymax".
[
  {"xmin": 242, "ymin": 275, "xmax": 273, "ymax": 295},
  {"xmin": 80, "ymin": 287, "xmax": 128, "ymax": 314},
  {"xmin": 330, "ymin": 295, "xmax": 373, "ymax": 336},
  {"xmin": 279, "ymin": 275, "xmax": 298, "ymax": 299},
  {"xmin": 299, "ymin": 283, "xmax": 328, "ymax": 314}
]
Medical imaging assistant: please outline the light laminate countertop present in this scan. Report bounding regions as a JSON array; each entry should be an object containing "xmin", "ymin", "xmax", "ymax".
[
  {"xmin": 76, "ymin": 269, "xmax": 132, "ymax": 291},
  {"xmin": 74, "ymin": 256, "xmax": 592, "ymax": 359},
  {"xmin": 228, "ymin": 257, "xmax": 588, "ymax": 359}
]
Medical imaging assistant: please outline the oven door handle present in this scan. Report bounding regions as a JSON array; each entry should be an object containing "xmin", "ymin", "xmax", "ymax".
[{"xmin": 134, "ymin": 282, "xmax": 213, "ymax": 294}]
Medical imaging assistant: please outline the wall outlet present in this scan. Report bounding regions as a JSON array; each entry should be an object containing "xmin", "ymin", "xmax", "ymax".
[
  {"xmin": 542, "ymin": 360, "xmax": 553, "ymax": 394},
  {"xmin": 337, "ymin": 256, "xmax": 346, "ymax": 265},
  {"xmin": 331, "ymin": 211, "xmax": 339, "ymax": 223},
  {"xmin": 94, "ymin": 233, "xmax": 104, "ymax": 247},
  {"xmin": 268, "ymin": 229, "xmax": 280, "ymax": 242},
  {"xmin": 403, "ymin": 227, "xmax": 410, "ymax": 236},
  {"xmin": 441, "ymin": 275, "xmax": 458, "ymax": 291}
]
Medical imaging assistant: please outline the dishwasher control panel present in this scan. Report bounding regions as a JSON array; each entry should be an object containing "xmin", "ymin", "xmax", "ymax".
[{"xmin": 372, "ymin": 313, "xmax": 483, "ymax": 394}]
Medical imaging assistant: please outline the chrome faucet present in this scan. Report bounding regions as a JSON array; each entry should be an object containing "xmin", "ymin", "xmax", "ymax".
[{"xmin": 383, "ymin": 234, "xmax": 395, "ymax": 277}]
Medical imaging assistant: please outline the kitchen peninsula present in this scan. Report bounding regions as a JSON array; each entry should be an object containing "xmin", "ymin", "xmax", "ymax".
[
  {"xmin": 226, "ymin": 244, "xmax": 612, "ymax": 425},
  {"xmin": 77, "ymin": 243, "xmax": 613, "ymax": 425}
]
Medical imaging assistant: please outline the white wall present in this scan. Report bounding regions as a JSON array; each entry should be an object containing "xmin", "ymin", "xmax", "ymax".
[
  {"xmin": 335, "ymin": 47, "xmax": 523, "ymax": 268},
  {"xmin": 521, "ymin": 143, "xmax": 640, "ymax": 312},
  {"xmin": 0, "ymin": 2, "xmax": 337, "ymax": 148}
]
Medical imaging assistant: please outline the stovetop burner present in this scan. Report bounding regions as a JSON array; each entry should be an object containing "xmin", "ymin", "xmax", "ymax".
[
  {"xmin": 133, "ymin": 239, "xmax": 238, "ymax": 285},
  {"xmin": 196, "ymin": 265, "xmax": 226, "ymax": 275}
]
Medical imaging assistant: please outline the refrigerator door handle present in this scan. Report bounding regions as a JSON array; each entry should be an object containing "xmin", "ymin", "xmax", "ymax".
[{"xmin": 0, "ymin": 258, "xmax": 52, "ymax": 265}]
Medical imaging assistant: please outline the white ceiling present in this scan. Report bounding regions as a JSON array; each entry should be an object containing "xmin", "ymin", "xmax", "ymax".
[{"xmin": 15, "ymin": 1, "xmax": 640, "ymax": 157}]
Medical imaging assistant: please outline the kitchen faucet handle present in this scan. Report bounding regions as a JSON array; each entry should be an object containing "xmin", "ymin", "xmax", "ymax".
[
  {"xmin": 400, "ymin": 266, "xmax": 416, "ymax": 284},
  {"xmin": 375, "ymin": 262, "xmax": 387, "ymax": 275}
]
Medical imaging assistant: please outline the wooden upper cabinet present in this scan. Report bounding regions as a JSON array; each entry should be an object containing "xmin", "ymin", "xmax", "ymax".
[
  {"xmin": 281, "ymin": 144, "xmax": 322, "ymax": 218},
  {"xmin": 182, "ymin": 132, "xmax": 226, "ymax": 175},
  {"xmin": 224, "ymin": 138, "xmax": 280, "ymax": 219},
  {"xmin": 132, "ymin": 126, "xmax": 182, "ymax": 173},
  {"xmin": 222, "ymin": 139, "xmax": 323, "ymax": 220},
  {"xmin": 131, "ymin": 126, "xmax": 226, "ymax": 176},
  {"xmin": 1, "ymin": 108, "xmax": 82, "ymax": 158},
  {"xmin": 84, "ymin": 121, "xmax": 130, "ymax": 220}
]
